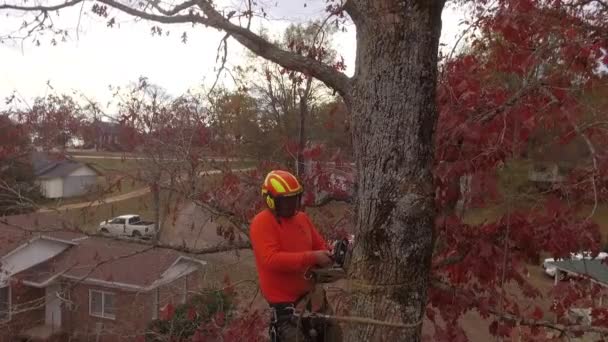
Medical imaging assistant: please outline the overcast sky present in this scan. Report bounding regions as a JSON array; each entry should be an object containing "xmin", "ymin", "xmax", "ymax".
[{"xmin": 0, "ymin": 1, "xmax": 469, "ymax": 111}]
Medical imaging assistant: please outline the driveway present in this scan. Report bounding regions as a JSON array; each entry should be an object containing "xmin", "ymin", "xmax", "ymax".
[{"xmin": 160, "ymin": 201, "xmax": 262, "ymax": 309}]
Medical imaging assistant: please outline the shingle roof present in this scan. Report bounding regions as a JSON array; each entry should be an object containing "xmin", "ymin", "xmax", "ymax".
[
  {"xmin": 49, "ymin": 237, "xmax": 182, "ymax": 287},
  {"xmin": 550, "ymin": 259, "xmax": 608, "ymax": 285},
  {"xmin": 0, "ymin": 213, "xmax": 84, "ymax": 255},
  {"xmin": 14, "ymin": 237, "xmax": 196, "ymax": 289},
  {"xmin": 36, "ymin": 162, "xmax": 84, "ymax": 179},
  {"xmin": 31, "ymin": 151, "xmax": 99, "ymax": 178},
  {"xmin": 31, "ymin": 151, "xmax": 66, "ymax": 174}
]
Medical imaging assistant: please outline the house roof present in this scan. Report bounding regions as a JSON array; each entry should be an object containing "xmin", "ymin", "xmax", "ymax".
[
  {"xmin": 1, "ymin": 213, "xmax": 203, "ymax": 291},
  {"xmin": 0, "ymin": 213, "xmax": 85, "ymax": 256},
  {"xmin": 31, "ymin": 151, "xmax": 100, "ymax": 179},
  {"xmin": 15, "ymin": 237, "xmax": 202, "ymax": 290},
  {"xmin": 93, "ymin": 120, "xmax": 120, "ymax": 135},
  {"xmin": 550, "ymin": 259, "xmax": 608, "ymax": 285}
]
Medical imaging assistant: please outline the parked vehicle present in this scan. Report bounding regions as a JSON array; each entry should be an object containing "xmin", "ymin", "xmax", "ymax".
[
  {"xmin": 99, "ymin": 215, "xmax": 156, "ymax": 238},
  {"xmin": 542, "ymin": 251, "xmax": 608, "ymax": 280}
]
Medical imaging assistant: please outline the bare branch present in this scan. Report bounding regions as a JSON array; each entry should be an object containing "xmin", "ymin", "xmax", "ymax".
[
  {"xmin": 0, "ymin": 0, "xmax": 82, "ymax": 12},
  {"xmin": 195, "ymin": 0, "xmax": 352, "ymax": 96},
  {"xmin": 160, "ymin": 240, "xmax": 251, "ymax": 254},
  {"xmin": 431, "ymin": 278, "xmax": 608, "ymax": 337},
  {"xmin": 306, "ymin": 195, "xmax": 353, "ymax": 208},
  {"xmin": 208, "ymin": 33, "xmax": 230, "ymax": 95},
  {"xmin": 540, "ymin": 86, "xmax": 600, "ymax": 219},
  {"xmin": 490, "ymin": 309, "xmax": 608, "ymax": 336},
  {"xmin": 432, "ymin": 253, "xmax": 466, "ymax": 269},
  {"xmin": 149, "ymin": 0, "xmax": 198, "ymax": 16}
]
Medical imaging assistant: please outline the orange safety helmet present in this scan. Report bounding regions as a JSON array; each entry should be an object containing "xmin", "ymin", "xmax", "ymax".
[{"xmin": 261, "ymin": 170, "xmax": 303, "ymax": 210}]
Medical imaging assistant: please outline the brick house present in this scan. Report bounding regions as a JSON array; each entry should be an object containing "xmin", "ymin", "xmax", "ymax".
[{"xmin": 0, "ymin": 214, "xmax": 205, "ymax": 341}]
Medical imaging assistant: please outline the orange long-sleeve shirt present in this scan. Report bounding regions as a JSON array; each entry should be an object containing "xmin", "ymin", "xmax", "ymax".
[{"xmin": 250, "ymin": 209, "xmax": 328, "ymax": 303}]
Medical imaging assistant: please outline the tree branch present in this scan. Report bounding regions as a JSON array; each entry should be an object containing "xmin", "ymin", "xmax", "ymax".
[
  {"xmin": 490, "ymin": 309, "xmax": 608, "ymax": 336},
  {"xmin": 432, "ymin": 252, "xmax": 467, "ymax": 269},
  {"xmin": 160, "ymin": 240, "xmax": 251, "ymax": 254},
  {"xmin": 96, "ymin": 0, "xmax": 201, "ymax": 24},
  {"xmin": 307, "ymin": 194, "xmax": 353, "ymax": 208},
  {"xmin": 431, "ymin": 278, "xmax": 608, "ymax": 337},
  {"xmin": 0, "ymin": 0, "xmax": 82, "ymax": 12},
  {"xmin": 149, "ymin": 0, "xmax": 198, "ymax": 16},
  {"xmin": 195, "ymin": 0, "xmax": 352, "ymax": 96}
]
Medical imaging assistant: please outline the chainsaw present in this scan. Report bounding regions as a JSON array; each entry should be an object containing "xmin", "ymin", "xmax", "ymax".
[{"xmin": 309, "ymin": 237, "xmax": 350, "ymax": 283}]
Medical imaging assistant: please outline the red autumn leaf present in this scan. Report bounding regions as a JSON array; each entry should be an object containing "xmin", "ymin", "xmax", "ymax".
[
  {"xmin": 531, "ymin": 306, "xmax": 543, "ymax": 320},
  {"xmin": 160, "ymin": 303, "xmax": 175, "ymax": 321},
  {"xmin": 426, "ymin": 307, "xmax": 436, "ymax": 322},
  {"xmin": 187, "ymin": 307, "xmax": 197, "ymax": 321},
  {"xmin": 191, "ymin": 330, "xmax": 203, "ymax": 342}
]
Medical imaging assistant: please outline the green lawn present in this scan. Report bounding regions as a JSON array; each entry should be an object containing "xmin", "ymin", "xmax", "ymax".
[
  {"xmin": 55, "ymin": 172, "xmax": 228, "ymax": 233},
  {"xmin": 74, "ymin": 157, "xmax": 141, "ymax": 173},
  {"xmin": 39, "ymin": 156, "xmax": 255, "ymax": 208},
  {"xmin": 59, "ymin": 189, "xmax": 178, "ymax": 234}
]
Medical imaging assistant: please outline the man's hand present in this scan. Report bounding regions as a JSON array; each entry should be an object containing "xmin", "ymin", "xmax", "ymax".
[{"xmin": 312, "ymin": 250, "xmax": 333, "ymax": 267}]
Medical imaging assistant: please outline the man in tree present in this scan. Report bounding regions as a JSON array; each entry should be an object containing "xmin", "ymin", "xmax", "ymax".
[{"xmin": 250, "ymin": 170, "xmax": 342, "ymax": 342}]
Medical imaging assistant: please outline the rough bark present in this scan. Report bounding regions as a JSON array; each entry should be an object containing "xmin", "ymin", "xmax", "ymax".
[{"xmin": 344, "ymin": 1, "xmax": 445, "ymax": 341}]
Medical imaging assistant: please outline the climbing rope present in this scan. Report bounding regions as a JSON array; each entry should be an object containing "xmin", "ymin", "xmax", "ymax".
[{"xmin": 292, "ymin": 308, "xmax": 423, "ymax": 329}]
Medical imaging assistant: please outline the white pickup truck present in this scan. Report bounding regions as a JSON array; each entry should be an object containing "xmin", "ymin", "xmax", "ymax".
[{"xmin": 98, "ymin": 215, "xmax": 156, "ymax": 239}]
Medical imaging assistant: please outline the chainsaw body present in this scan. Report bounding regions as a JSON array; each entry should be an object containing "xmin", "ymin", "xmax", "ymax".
[{"xmin": 309, "ymin": 237, "xmax": 350, "ymax": 283}]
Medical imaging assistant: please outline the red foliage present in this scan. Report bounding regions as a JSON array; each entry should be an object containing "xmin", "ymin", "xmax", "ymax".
[
  {"xmin": 160, "ymin": 303, "xmax": 175, "ymax": 321},
  {"xmin": 432, "ymin": 0, "xmax": 608, "ymax": 339}
]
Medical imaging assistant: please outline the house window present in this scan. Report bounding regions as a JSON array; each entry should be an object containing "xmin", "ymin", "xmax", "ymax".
[
  {"xmin": 89, "ymin": 290, "xmax": 115, "ymax": 319},
  {"xmin": 0, "ymin": 286, "xmax": 10, "ymax": 321}
]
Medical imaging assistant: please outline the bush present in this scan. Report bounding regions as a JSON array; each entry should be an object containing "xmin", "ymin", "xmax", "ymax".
[{"xmin": 146, "ymin": 290, "xmax": 234, "ymax": 341}]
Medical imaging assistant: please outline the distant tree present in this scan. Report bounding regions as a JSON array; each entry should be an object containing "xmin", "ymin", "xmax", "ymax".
[
  {"xmin": 207, "ymin": 89, "xmax": 266, "ymax": 158},
  {"xmin": 0, "ymin": 114, "xmax": 41, "ymax": 215},
  {"xmin": 237, "ymin": 21, "xmax": 340, "ymax": 177},
  {"xmin": 16, "ymin": 94, "xmax": 85, "ymax": 149}
]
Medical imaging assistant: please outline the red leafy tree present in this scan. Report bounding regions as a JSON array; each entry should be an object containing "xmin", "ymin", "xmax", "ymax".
[
  {"xmin": 431, "ymin": 0, "xmax": 608, "ymax": 340},
  {"xmin": 0, "ymin": 114, "xmax": 41, "ymax": 214}
]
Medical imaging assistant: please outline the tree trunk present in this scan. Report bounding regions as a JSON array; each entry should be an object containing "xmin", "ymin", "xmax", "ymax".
[
  {"xmin": 296, "ymin": 97, "xmax": 306, "ymax": 178},
  {"xmin": 296, "ymin": 78, "xmax": 313, "ymax": 178},
  {"xmin": 344, "ymin": 1, "xmax": 444, "ymax": 341},
  {"xmin": 153, "ymin": 184, "xmax": 161, "ymax": 244}
]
